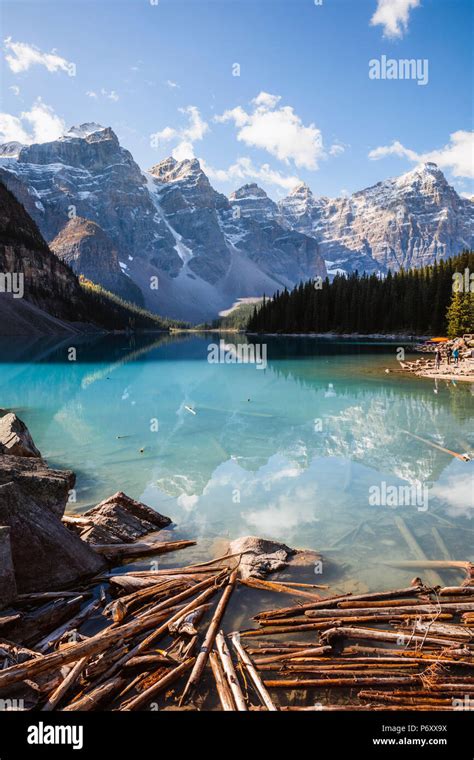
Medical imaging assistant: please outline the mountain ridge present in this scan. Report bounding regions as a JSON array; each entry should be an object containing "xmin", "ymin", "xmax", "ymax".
[
  {"xmin": 0, "ymin": 177, "xmax": 176, "ymax": 335},
  {"xmin": 1, "ymin": 122, "xmax": 472, "ymax": 321}
]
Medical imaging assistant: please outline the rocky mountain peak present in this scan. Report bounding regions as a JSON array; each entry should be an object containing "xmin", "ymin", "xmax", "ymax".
[
  {"xmin": 149, "ymin": 156, "xmax": 206, "ymax": 186},
  {"xmin": 290, "ymin": 182, "xmax": 313, "ymax": 198},
  {"xmin": 17, "ymin": 123, "xmax": 126, "ymax": 172},
  {"xmin": 230, "ymin": 183, "xmax": 269, "ymax": 200},
  {"xmin": 63, "ymin": 123, "xmax": 107, "ymax": 140},
  {"xmin": 394, "ymin": 162, "xmax": 448, "ymax": 189},
  {"xmin": 229, "ymin": 183, "xmax": 277, "ymax": 220},
  {"xmin": 148, "ymin": 156, "xmax": 178, "ymax": 181},
  {"xmin": 149, "ymin": 156, "xmax": 228, "ymax": 216}
]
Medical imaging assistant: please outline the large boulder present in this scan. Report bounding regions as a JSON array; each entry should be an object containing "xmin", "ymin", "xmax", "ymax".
[
  {"xmin": 0, "ymin": 413, "xmax": 41, "ymax": 457},
  {"xmin": 70, "ymin": 491, "xmax": 171, "ymax": 545},
  {"xmin": 228, "ymin": 536, "xmax": 296, "ymax": 580},
  {"xmin": 0, "ymin": 526, "xmax": 17, "ymax": 607},
  {"xmin": 0, "ymin": 481, "xmax": 106, "ymax": 593},
  {"xmin": 0, "ymin": 455, "xmax": 74, "ymax": 518}
]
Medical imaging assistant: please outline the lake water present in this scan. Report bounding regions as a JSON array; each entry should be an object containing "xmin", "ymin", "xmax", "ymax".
[{"xmin": 0, "ymin": 333, "xmax": 473, "ymax": 595}]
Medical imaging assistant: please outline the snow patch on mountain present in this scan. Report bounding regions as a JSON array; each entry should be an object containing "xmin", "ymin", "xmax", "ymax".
[{"xmin": 63, "ymin": 123, "xmax": 107, "ymax": 140}]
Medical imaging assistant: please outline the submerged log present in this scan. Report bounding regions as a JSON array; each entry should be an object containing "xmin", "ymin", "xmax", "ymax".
[
  {"xmin": 383, "ymin": 560, "xmax": 473, "ymax": 581},
  {"xmin": 394, "ymin": 516, "xmax": 443, "ymax": 587},
  {"xmin": 239, "ymin": 577, "xmax": 321, "ymax": 601}
]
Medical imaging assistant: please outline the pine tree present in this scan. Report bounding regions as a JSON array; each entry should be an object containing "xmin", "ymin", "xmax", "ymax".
[
  {"xmin": 247, "ymin": 252, "xmax": 474, "ymax": 336},
  {"xmin": 446, "ymin": 291, "xmax": 474, "ymax": 338}
]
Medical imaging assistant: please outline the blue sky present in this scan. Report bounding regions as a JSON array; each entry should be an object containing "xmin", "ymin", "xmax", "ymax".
[{"xmin": 1, "ymin": 0, "xmax": 473, "ymax": 199}]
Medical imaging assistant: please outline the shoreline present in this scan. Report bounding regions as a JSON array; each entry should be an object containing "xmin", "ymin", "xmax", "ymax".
[{"xmin": 246, "ymin": 332, "xmax": 431, "ymax": 341}]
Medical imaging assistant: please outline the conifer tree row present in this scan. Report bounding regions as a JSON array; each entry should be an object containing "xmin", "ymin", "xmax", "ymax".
[{"xmin": 247, "ymin": 252, "xmax": 474, "ymax": 336}]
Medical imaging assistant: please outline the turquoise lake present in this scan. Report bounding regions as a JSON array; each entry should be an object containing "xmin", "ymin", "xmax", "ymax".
[{"xmin": 0, "ymin": 334, "xmax": 472, "ymax": 595}]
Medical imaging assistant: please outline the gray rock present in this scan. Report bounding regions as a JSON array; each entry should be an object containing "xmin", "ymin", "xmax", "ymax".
[
  {"xmin": 0, "ymin": 481, "xmax": 106, "ymax": 593},
  {"xmin": 229, "ymin": 535, "xmax": 295, "ymax": 579},
  {"xmin": 0, "ymin": 455, "xmax": 74, "ymax": 518},
  {"xmin": 0, "ymin": 527, "xmax": 17, "ymax": 608},
  {"xmin": 0, "ymin": 413, "xmax": 41, "ymax": 457},
  {"xmin": 75, "ymin": 491, "xmax": 171, "ymax": 544}
]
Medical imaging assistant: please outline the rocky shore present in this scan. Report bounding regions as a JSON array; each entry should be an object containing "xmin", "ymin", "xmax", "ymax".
[
  {"xmin": 0, "ymin": 411, "xmax": 472, "ymax": 712},
  {"xmin": 396, "ymin": 336, "xmax": 474, "ymax": 382}
]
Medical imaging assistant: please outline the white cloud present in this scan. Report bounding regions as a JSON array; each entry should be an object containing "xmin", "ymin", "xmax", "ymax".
[
  {"xmin": 151, "ymin": 105, "xmax": 209, "ymax": 160},
  {"xmin": 0, "ymin": 113, "xmax": 30, "ymax": 143},
  {"xmin": 176, "ymin": 493, "xmax": 199, "ymax": 512},
  {"xmin": 432, "ymin": 473, "xmax": 474, "ymax": 520},
  {"xmin": 85, "ymin": 88, "xmax": 119, "ymax": 102},
  {"xmin": 241, "ymin": 488, "xmax": 319, "ymax": 539},
  {"xmin": 0, "ymin": 98, "xmax": 65, "ymax": 144},
  {"xmin": 102, "ymin": 88, "xmax": 119, "ymax": 102},
  {"xmin": 329, "ymin": 142, "xmax": 346, "ymax": 157},
  {"xmin": 9, "ymin": 85, "xmax": 20, "ymax": 96},
  {"xmin": 369, "ymin": 140, "xmax": 418, "ymax": 162},
  {"xmin": 370, "ymin": 0, "xmax": 420, "ymax": 39},
  {"xmin": 166, "ymin": 80, "xmax": 180, "ymax": 89},
  {"xmin": 172, "ymin": 141, "xmax": 195, "ymax": 161},
  {"xmin": 180, "ymin": 105, "xmax": 208, "ymax": 141},
  {"xmin": 201, "ymin": 156, "xmax": 300, "ymax": 191},
  {"xmin": 216, "ymin": 92, "xmax": 324, "ymax": 170},
  {"xmin": 252, "ymin": 91, "xmax": 281, "ymax": 110},
  {"xmin": 4, "ymin": 37, "xmax": 74, "ymax": 74},
  {"xmin": 368, "ymin": 130, "xmax": 474, "ymax": 178}
]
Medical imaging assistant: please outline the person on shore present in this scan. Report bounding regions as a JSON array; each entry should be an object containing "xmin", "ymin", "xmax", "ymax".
[
  {"xmin": 446, "ymin": 346, "xmax": 452, "ymax": 365},
  {"xmin": 452, "ymin": 347, "xmax": 459, "ymax": 366},
  {"xmin": 434, "ymin": 348, "xmax": 441, "ymax": 369}
]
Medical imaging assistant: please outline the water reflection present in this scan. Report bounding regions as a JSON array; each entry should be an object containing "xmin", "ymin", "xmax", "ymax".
[{"xmin": 0, "ymin": 334, "xmax": 472, "ymax": 590}]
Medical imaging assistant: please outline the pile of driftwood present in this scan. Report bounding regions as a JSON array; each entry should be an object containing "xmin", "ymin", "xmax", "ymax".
[
  {"xmin": 240, "ymin": 567, "xmax": 474, "ymax": 711},
  {"xmin": 0, "ymin": 549, "xmax": 472, "ymax": 712}
]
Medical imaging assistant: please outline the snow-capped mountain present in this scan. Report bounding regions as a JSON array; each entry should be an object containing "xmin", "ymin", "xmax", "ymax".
[
  {"xmin": 278, "ymin": 163, "xmax": 474, "ymax": 274},
  {"xmin": 1, "ymin": 123, "xmax": 471, "ymax": 321},
  {"xmin": 0, "ymin": 124, "xmax": 326, "ymax": 322}
]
